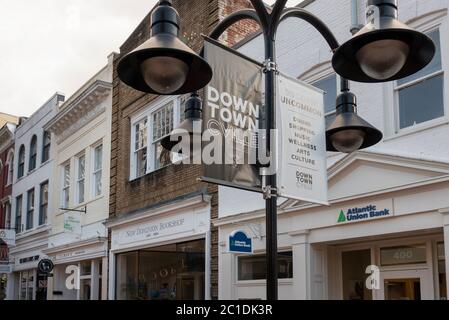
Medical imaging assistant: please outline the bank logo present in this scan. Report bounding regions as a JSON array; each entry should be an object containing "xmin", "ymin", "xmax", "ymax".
[
  {"xmin": 338, "ymin": 210, "xmax": 347, "ymax": 223},
  {"xmin": 337, "ymin": 205, "xmax": 391, "ymax": 224}
]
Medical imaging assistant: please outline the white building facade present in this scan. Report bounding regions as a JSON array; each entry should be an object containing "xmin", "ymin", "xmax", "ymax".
[
  {"xmin": 7, "ymin": 93, "xmax": 65, "ymax": 300},
  {"xmin": 43, "ymin": 55, "xmax": 114, "ymax": 300},
  {"xmin": 216, "ymin": 0, "xmax": 449, "ymax": 300}
]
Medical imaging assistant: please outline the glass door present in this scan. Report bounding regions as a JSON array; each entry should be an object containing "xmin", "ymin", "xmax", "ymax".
[{"xmin": 379, "ymin": 270, "xmax": 433, "ymax": 300}]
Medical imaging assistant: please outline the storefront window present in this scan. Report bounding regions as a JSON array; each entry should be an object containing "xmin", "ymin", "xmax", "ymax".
[
  {"xmin": 437, "ymin": 242, "xmax": 446, "ymax": 300},
  {"xmin": 238, "ymin": 252, "xmax": 293, "ymax": 281},
  {"xmin": 19, "ymin": 270, "xmax": 35, "ymax": 300},
  {"xmin": 380, "ymin": 244, "xmax": 427, "ymax": 266},
  {"xmin": 342, "ymin": 250, "xmax": 372, "ymax": 300},
  {"xmin": 116, "ymin": 240, "xmax": 205, "ymax": 300}
]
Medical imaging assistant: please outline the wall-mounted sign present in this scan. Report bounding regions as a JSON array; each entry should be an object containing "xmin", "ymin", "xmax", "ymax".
[
  {"xmin": 276, "ymin": 74, "xmax": 328, "ymax": 205},
  {"xmin": 337, "ymin": 200, "xmax": 394, "ymax": 225},
  {"xmin": 19, "ymin": 255, "xmax": 39, "ymax": 265},
  {"xmin": 229, "ymin": 230, "xmax": 253, "ymax": 254},
  {"xmin": 0, "ymin": 264, "xmax": 12, "ymax": 274},
  {"xmin": 64, "ymin": 212, "xmax": 82, "ymax": 235},
  {"xmin": 116, "ymin": 212, "xmax": 195, "ymax": 247},
  {"xmin": 0, "ymin": 229, "xmax": 16, "ymax": 246}
]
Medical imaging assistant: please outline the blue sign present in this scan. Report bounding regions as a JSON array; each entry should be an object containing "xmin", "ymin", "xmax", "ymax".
[{"xmin": 229, "ymin": 231, "xmax": 253, "ymax": 254}]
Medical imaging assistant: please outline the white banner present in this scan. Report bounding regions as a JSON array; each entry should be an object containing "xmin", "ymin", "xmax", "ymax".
[
  {"xmin": 64, "ymin": 212, "xmax": 82, "ymax": 235},
  {"xmin": 277, "ymin": 74, "xmax": 329, "ymax": 205},
  {"xmin": 0, "ymin": 229, "xmax": 16, "ymax": 246}
]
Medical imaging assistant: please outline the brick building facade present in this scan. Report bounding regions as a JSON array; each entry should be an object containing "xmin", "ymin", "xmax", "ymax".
[{"xmin": 107, "ymin": 0, "xmax": 258, "ymax": 300}]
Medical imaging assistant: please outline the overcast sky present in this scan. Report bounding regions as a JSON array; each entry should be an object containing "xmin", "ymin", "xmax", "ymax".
[{"xmin": 0, "ymin": 0, "xmax": 299, "ymax": 117}]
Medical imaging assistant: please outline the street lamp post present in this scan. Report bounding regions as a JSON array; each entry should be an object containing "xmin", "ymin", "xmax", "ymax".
[{"xmin": 117, "ymin": 0, "xmax": 435, "ymax": 301}]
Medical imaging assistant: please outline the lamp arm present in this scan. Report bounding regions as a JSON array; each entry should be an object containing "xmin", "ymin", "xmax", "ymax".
[
  {"xmin": 249, "ymin": 0, "xmax": 270, "ymax": 32},
  {"xmin": 280, "ymin": 7, "xmax": 350, "ymax": 91},
  {"xmin": 209, "ymin": 9, "xmax": 262, "ymax": 41}
]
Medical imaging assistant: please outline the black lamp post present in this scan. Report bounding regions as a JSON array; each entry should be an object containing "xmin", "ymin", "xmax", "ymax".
[{"xmin": 117, "ymin": 0, "xmax": 434, "ymax": 301}]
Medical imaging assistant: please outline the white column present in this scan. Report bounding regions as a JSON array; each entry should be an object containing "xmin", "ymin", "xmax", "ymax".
[
  {"xmin": 101, "ymin": 256, "xmax": 108, "ymax": 300},
  {"xmin": 290, "ymin": 230, "xmax": 311, "ymax": 300},
  {"xmin": 205, "ymin": 231, "xmax": 211, "ymax": 300},
  {"xmin": 218, "ymin": 242, "xmax": 234, "ymax": 300},
  {"xmin": 47, "ymin": 272, "xmax": 54, "ymax": 300},
  {"xmin": 440, "ymin": 208, "xmax": 449, "ymax": 299},
  {"xmin": 108, "ymin": 250, "xmax": 115, "ymax": 300},
  {"xmin": 91, "ymin": 260, "xmax": 100, "ymax": 300},
  {"xmin": 6, "ymin": 272, "xmax": 16, "ymax": 300}
]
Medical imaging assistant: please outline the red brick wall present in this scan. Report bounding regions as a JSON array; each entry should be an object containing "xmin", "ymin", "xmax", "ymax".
[
  {"xmin": 109, "ymin": 0, "xmax": 260, "ymax": 300},
  {"xmin": 0, "ymin": 145, "xmax": 13, "ymax": 229}
]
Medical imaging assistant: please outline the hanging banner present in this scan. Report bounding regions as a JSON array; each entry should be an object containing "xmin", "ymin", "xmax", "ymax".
[
  {"xmin": 63, "ymin": 212, "xmax": 82, "ymax": 235},
  {"xmin": 0, "ymin": 229, "xmax": 15, "ymax": 246},
  {"xmin": 201, "ymin": 37, "xmax": 263, "ymax": 193},
  {"xmin": 276, "ymin": 73, "xmax": 329, "ymax": 205}
]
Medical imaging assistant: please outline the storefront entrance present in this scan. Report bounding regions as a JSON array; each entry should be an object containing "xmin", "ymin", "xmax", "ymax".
[
  {"xmin": 115, "ymin": 239, "xmax": 206, "ymax": 300},
  {"xmin": 335, "ymin": 235, "xmax": 446, "ymax": 300},
  {"xmin": 379, "ymin": 270, "xmax": 432, "ymax": 300}
]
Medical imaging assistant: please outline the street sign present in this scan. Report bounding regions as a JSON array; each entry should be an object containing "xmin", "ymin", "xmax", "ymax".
[
  {"xmin": 276, "ymin": 73, "xmax": 329, "ymax": 205},
  {"xmin": 0, "ymin": 229, "xmax": 16, "ymax": 246},
  {"xmin": 229, "ymin": 230, "xmax": 253, "ymax": 254},
  {"xmin": 201, "ymin": 36, "xmax": 263, "ymax": 193},
  {"xmin": 38, "ymin": 259, "xmax": 54, "ymax": 274}
]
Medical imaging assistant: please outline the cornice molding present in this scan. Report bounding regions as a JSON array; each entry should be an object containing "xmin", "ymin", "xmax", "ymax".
[{"xmin": 46, "ymin": 80, "xmax": 112, "ymax": 143}]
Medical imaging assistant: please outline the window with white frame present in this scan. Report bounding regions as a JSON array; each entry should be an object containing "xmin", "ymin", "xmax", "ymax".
[
  {"xmin": 130, "ymin": 97, "xmax": 180, "ymax": 180},
  {"xmin": 61, "ymin": 163, "xmax": 71, "ymax": 208},
  {"xmin": 17, "ymin": 145, "xmax": 25, "ymax": 179},
  {"xmin": 93, "ymin": 144, "xmax": 103, "ymax": 197},
  {"xmin": 29, "ymin": 135, "xmax": 37, "ymax": 171},
  {"xmin": 42, "ymin": 131, "xmax": 51, "ymax": 163},
  {"xmin": 7, "ymin": 151, "xmax": 14, "ymax": 185},
  {"xmin": 39, "ymin": 181, "xmax": 48, "ymax": 226},
  {"xmin": 133, "ymin": 118, "xmax": 148, "ymax": 179},
  {"xmin": 312, "ymin": 74, "xmax": 338, "ymax": 128},
  {"xmin": 4, "ymin": 201, "xmax": 11, "ymax": 229},
  {"xmin": 26, "ymin": 189, "xmax": 34, "ymax": 230},
  {"xmin": 151, "ymin": 101, "xmax": 174, "ymax": 171},
  {"xmin": 76, "ymin": 154, "xmax": 86, "ymax": 204},
  {"xmin": 395, "ymin": 29, "xmax": 444, "ymax": 131},
  {"xmin": 15, "ymin": 195, "xmax": 22, "ymax": 233}
]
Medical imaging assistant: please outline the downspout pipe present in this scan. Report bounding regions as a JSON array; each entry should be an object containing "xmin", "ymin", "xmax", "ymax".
[{"xmin": 350, "ymin": 0, "xmax": 363, "ymax": 35}]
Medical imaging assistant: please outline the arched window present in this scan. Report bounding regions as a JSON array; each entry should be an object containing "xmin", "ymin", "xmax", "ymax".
[
  {"xmin": 6, "ymin": 150, "xmax": 14, "ymax": 185},
  {"xmin": 18, "ymin": 145, "xmax": 25, "ymax": 179},
  {"xmin": 42, "ymin": 131, "xmax": 51, "ymax": 163},
  {"xmin": 29, "ymin": 135, "xmax": 37, "ymax": 171}
]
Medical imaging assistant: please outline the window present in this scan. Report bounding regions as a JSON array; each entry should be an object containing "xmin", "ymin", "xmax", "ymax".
[
  {"xmin": 93, "ymin": 144, "xmax": 103, "ymax": 197},
  {"xmin": 342, "ymin": 250, "xmax": 373, "ymax": 300},
  {"xmin": 7, "ymin": 151, "xmax": 14, "ymax": 185},
  {"xmin": 29, "ymin": 135, "xmax": 37, "ymax": 171},
  {"xmin": 395, "ymin": 29, "xmax": 444, "ymax": 130},
  {"xmin": 116, "ymin": 240, "xmax": 205, "ymax": 300},
  {"xmin": 151, "ymin": 101, "xmax": 174, "ymax": 171},
  {"xmin": 312, "ymin": 74, "xmax": 338, "ymax": 128},
  {"xmin": 61, "ymin": 163, "xmax": 71, "ymax": 208},
  {"xmin": 42, "ymin": 131, "xmax": 51, "ymax": 163},
  {"xmin": 76, "ymin": 154, "xmax": 86, "ymax": 204},
  {"xmin": 19, "ymin": 270, "xmax": 35, "ymax": 301},
  {"xmin": 39, "ymin": 182, "xmax": 48, "ymax": 226},
  {"xmin": 238, "ymin": 252, "xmax": 293, "ymax": 281},
  {"xmin": 26, "ymin": 189, "xmax": 34, "ymax": 230},
  {"xmin": 17, "ymin": 145, "xmax": 25, "ymax": 179},
  {"xmin": 4, "ymin": 201, "xmax": 11, "ymax": 229},
  {"xmin": 380, "ymin": 244, "xmax": 427, "ymax": 266},
  {"xmin": 15, "ymin": 195, "xmax": 22, "ymax": 233},
  {"xmin": 133, "ymin": 119, "xmax": 148, "ymax": 179},
  {"xmin": 130, "ymin": 98, "xmax": 181, "ymax": 180}
]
